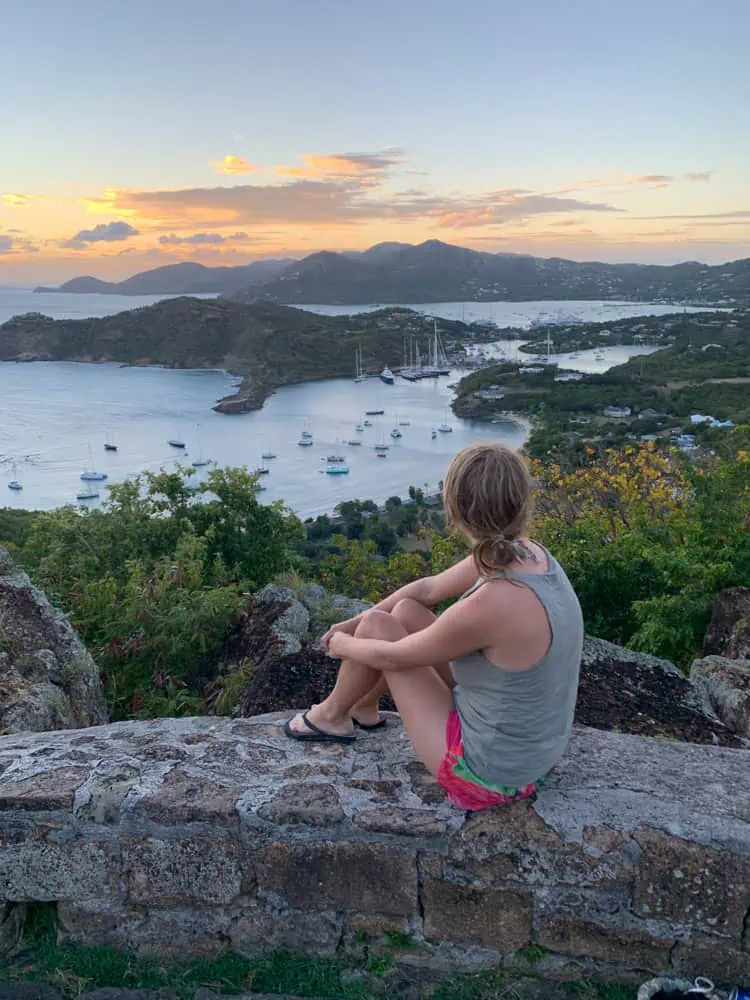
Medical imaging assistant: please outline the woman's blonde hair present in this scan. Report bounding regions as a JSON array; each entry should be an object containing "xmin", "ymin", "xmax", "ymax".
[{"xmin": 443, "ymin": 443, "xmax": 534, "ymax": 575}]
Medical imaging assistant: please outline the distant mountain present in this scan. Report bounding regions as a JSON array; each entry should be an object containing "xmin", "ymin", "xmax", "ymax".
[
  {"xmin": 230, "ymin": 240, "xmax": 750, "ymax": 306},
  {"xmin": 34, "ymin": 240, "xmax": 750, "ymax": 305},
  {"xmin": 34, "ymin": 258, "xmax": 295, "ymax": 296}
]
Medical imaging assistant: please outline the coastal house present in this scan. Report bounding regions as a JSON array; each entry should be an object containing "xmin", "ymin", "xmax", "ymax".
[
  {"xmin": 603, "ymin": 405, "xmax": 632, "ymax": 418},
  {"xmin": 519, "ymin": 366, "xmax": 545, "ymax": 375},
  {"xmin": 554, "ymin": 372, "xmax": 584, "ymax": 383}
]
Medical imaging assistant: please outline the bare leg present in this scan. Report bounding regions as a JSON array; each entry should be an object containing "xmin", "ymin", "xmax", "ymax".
[
  {"xmin": 350, "ymin": 610, "xmax": 455, "ymax": 775},
  {"xmin": 351, "ymin": 598, "xmax": 453, "ymax": 725},
  {"xmin": 288, "ymin": 602, "xmax": 454, "ymax": 770}
]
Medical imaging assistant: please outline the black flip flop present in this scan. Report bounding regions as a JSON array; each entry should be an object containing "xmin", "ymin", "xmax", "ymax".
[
  {"xmin": 284, "ymin": 711, "xmax": 356, "ymax": 744},
  {"xmin": 353, "ymin": 717, "xmax": 387, "ymax": 731}
]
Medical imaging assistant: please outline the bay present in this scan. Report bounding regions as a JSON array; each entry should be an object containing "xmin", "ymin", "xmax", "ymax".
[{"xmin": 0, "ymin": 288, "xmax": 716, "ymax": 517}]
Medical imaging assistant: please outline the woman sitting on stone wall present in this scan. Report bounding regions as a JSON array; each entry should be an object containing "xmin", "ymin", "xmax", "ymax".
[{"xmin": 285, "ymin": 443, "xmax": 584, "ymax": 811}]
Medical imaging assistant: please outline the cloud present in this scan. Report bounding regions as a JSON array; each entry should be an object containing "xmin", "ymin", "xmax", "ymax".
[
  {"xmin": 61, "ymin": 220, "xmax": 140, "ymax": 249},
  {"xmin": 625, "ymin": 174, "xmax": 674, "ymax": 188},
  {"xmin": 637, "ymin": 209, "xmax": 750, "ymax": 221},
  {"xmin": 210, "ymin": 155, "xmax": 258, "ymax": 175},
  {"xmin": 158, "ymin": 231, "xmax": 253, "ymax": 245},
  {"xmin": 86, "ymin": 180, "xmax": 622, "ymax": 231},
  {"xmin": 430, "ymin": 192, "xmax": 624, "ymax": 229},
  {"xmin": 0, "ymin": 234, "xmax": 39, "ymax": 254},
  {"xmin": 275, "ymin": 149, "xmax": 404, "ymax": 180},
  {"xmin": 0, "ymin": 193, "xmax": 33, "ymax": 207},
  {"xmin": 685, "ymin": 171, "xmax": 714, "ymax": 183}
]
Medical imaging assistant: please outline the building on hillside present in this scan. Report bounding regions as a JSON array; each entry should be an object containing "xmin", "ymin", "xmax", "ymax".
[{"xmin": 603, "ymin": 405, "xmax": 632, "ymax": 418}]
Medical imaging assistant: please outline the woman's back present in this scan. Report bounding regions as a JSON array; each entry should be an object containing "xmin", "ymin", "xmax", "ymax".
[{"xmin": 451, "ymin": 546, "xmax": 583, "ymax": 788}]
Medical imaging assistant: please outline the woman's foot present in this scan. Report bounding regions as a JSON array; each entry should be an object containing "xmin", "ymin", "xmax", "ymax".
[{"xmin": 285, "ymin": 703, "xmax": 356, "ymax": 742}]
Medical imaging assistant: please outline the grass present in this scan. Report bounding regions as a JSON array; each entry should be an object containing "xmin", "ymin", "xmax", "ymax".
[{"xmin": 1, "ymin": 905, "xmax": 644, "ymax": 1000}]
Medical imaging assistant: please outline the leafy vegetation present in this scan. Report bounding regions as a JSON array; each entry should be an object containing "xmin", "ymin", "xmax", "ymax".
[{"xmin": 16, "ymin": 465, "xmax": 302, "ymax": 719}]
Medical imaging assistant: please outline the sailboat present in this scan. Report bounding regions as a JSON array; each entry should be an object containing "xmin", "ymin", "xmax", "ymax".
[
  {"xmin": 104, "ymin": 432, "xmax": 117, "ymax": 452},
  {"xmin": 80, "ymin": 444, "xmax": 108, "ymax": 482},
  {"xmin": 355, "ymin": 345, "xmax": 367, "ymax": 382},
  {"xmin": 76, "ymin": 487, "xmax": 99, "ymax": 501},
  {"xmin": 438, "ymin": 409, "xmax": 453, "ymax": 433},
  {"xmin": 192, "ymin": 425, "xmax": 210, "ymax": 467},
  {"xmin": 390, "ymin": 415, "xmax": 402, "ymax": 439},
  {"xmin": 254, "ymin": 461, "xmax": 270, "ymax": 475},
  {"xmin": 168, "ymin": 429, "xmax": 186, "ymax": 448},
  {"xmin": 8, "ymin": 463, "xmax": 22, "ymax": 491},
  {"xmin": 261, "ymin": 450, "xmax": 278, "ymax": 459}
]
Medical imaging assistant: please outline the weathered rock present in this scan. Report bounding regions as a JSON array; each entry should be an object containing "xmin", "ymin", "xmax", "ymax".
[
  {"xmin": 576, "ymin": 636, "xmax": 739, "ymax": 745},
  {"xmin": 703, "ymin": 586, "xmax": 750, "ymax": 660},
  {"xmin": 0, "ymin": 713, "xmax": 748, "ymax": 983},
  {"xmin": 691, "ymin": 655, "xmax": 750, "ymax": 736},
  {"xmin": 0, "ymin": 546, "xmax": 107, "ymax": 735}
]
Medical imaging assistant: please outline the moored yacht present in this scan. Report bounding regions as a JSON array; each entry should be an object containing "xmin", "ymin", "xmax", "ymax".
[{"xmin": 379, "ymin": 367, "xmax": 395, "ymax": 385}]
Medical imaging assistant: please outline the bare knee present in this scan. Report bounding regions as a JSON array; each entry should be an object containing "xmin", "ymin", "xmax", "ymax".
[
  {"xmin": 355, "ymin": 609, "xmax": 408, "ymax": 641},
  {"xmin": 391, "ymin": 597, "xmax": 436, "ymax": 633}
]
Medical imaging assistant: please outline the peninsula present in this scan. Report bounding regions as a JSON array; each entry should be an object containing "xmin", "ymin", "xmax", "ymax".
[{"xmin": 0, "ymin": 297, "xmax": 472, "ymax": 413}]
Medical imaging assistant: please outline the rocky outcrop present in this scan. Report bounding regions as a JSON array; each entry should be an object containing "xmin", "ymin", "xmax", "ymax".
[
  {"xmin": 0, "ymin": 714, "xmax": 748, "ymax": 984},
  {"xmin": 576, "ymin": 636, "xmax": 738, "ymax": 745},
  {"xmin": 233, "ymin": 584, "xmax": 370, "ymax": 717},
  {"xmin": 691, "ymin": 656, "xmax": 750, "ymax": 738},
  {"xmin": 235, "ymin": 585, "xmax": 739, "ymax": 744},
  {"xmin": 703, "ymin": 587, "xmax": 750, "ymax": 660},
  {"xmin": 0, "ymin": 546, "xmax": 107, "ymax": 735}
]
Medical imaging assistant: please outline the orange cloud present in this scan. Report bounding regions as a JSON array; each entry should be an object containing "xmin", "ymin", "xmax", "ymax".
[
  {"xmin": 275, "ymin": 150, "xmax": 404, "ymax": 180},
  {"xmin": 210, "ymin": 155, "xmax": 258, "ymax": 175}
]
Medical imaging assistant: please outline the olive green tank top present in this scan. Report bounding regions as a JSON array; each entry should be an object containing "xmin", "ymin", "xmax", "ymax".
[{"xmin": 450, "ymin": 544, "xmax": 583, "ymax": 788}]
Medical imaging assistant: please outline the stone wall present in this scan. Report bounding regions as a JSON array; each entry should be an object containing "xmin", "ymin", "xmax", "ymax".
[{"xmin": 0, "ymin": 713, "xmax": 748, "ymax": 985}]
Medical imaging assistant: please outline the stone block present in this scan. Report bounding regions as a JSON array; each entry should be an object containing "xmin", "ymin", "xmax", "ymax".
[
  {"xmin": 258, "ymin": 841, "xmax": 417, "ymax": 916},
  {"xmin": 422, "ymin": 880, "xmax": 532, "ymax": 951},
  {"xmin": 0, "ymin": 836, "xmax": 121, "ymax": 899},
  {"xmin": 58, "ymin": 899, "xmax": 238, "ymax": 958},
  {"xmin": 633, "ymin": 828, "xmax": 750, "ymax": 936},
  {"xmin": 0, "ymin": 767, "xmax": 88, "ymax": 812},
  {"xmin": 129, "ymin": 768, "xmax": 243, "ymax": 826},
  {"xmin": 231, "ymin": 898, "xmax": 342, "ymax": 956},
  {"xmin": 354, "ymin": 807, "xmax": 447, "ymax": 837},
  {"xmin": 538, "ymin": 911, "xmax": 674, "ymax": 970},
  {"xmin": 258, "ymin": 783, "xmax": 344, "ymax": 826},
  {"xmin": 452, "ymin": 801, "xmax": 634, "ymax": 888},
  {"xmin": 670, "ymin": 935, "xmax": 750, "ymax": 981},
  {"xmin": 124, "ymin": 837, "xmax": 247, "ymax": 905},
  {"xmin": 73, "ymin": 760, "xmax": 141, "ymax": 824}
]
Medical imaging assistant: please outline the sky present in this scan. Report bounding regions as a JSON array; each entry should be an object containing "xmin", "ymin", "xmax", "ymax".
[{"xmin": 1, "ymin": 0, "xmax": 749, "ymax": 283}]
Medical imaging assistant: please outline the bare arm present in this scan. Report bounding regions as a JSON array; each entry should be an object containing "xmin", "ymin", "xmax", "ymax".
[
  {"xmin": 328, "ymin": 584, "xmax": 499, "ymax": 670},
  {"xmin": 321, "ymin": 555, "xmax": 478, "ymax": 646}
]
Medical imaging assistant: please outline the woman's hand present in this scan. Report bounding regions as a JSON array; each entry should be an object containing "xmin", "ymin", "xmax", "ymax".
[
  {"xmin": 321, "ymin": 615, "xmax": 361, "ymax": 652},
  {"xmin": 327, "ymin": 630, "xmax": 351, "ymax": 659}
]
